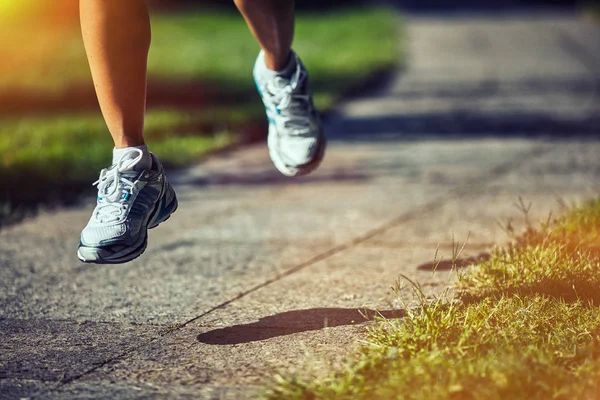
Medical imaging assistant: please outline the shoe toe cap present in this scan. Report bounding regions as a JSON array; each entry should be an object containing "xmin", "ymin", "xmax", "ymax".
[
  {"xmin": 77, "ymin": 246, "xmax": 109, "ymax": 262},
  {"xmin": 80, "ymin": 223, "xmax": 127, "ymax": 247},
  {"xmin": 278, "ymin": 136, "xmax": 320, "ymax": 167}
]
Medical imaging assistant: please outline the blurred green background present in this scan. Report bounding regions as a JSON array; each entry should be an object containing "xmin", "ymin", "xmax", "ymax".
[
  {"xmin": 0, "ymin": 1, "xmax": 401, "ymax": 226},
  {"xmin": 4, "ymin": 0, "xmax": 592, "ymax": 226}
]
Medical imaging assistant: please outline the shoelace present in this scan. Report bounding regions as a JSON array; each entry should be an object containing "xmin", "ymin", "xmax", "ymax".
[
  {"xmin": 264, "ymin": 62, "xmax": 313, "ymax": 135},
  {"xmin": 93, "ymin": 149, "xmax": 143, "ymax": 224}
]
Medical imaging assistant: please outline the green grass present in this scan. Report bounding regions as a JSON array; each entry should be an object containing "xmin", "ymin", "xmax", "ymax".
[
  {"xmin": 266, "ymin": 199, "xmax": 600, "ymax": 400},
  {"xmin": 0, "ymin": 6, "xmax": 401, "ymax": 225},
  {"xmin": 0, "ymin": 110, "xmax": 234, "ymax": 225},
  {"xmin": 1, "ymin": 7, "xmax": 400, "ymax": 105}
]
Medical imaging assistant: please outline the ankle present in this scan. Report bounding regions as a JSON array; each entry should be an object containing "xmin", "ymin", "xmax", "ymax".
[
  {"xmin": 263, "ymin": 50, "xmax": 293, "ymax": 73},
  {"xmin": 114, "ymin": 138, "xmax": 145, "ymax": 149},
  {"xmin": 256, "ymin": 50, "xmax": 297, "ymax": 83}
]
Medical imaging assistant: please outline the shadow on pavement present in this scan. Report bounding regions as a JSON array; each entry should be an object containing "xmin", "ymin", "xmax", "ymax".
[
  {"xmin": 327, "ymin": 74, "xmax": 600, "ymax": 141},
  {"xmin": 327, "ymin": 111, "xmax": 600, "ymax": 141},
  {"xmin": 417, "ymin": 252, "xmax": 491, "ymax": 271},
  {"xmin": 182, "ymin": 169, "xmax": 370, "ymax": 187},
  {"xmin": 197, "ymin": 308, "xmax": 403, "ymax": 345}
]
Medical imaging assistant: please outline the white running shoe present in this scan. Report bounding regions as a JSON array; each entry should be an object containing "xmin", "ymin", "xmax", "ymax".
[
  {"xmin": 254, "ymin": 50, "xmax": 326, "ymax": 177},
  {"xmin": 78, "ymin": 149, "xmax": 178, "ymax": 264}
]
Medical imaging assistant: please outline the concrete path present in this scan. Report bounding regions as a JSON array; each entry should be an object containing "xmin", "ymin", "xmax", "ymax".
[{"xmin": 2, "ymin": 9, "xmax": 600, "ymax": 400}]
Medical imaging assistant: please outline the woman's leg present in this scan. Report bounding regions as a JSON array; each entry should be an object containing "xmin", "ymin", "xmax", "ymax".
[
  {"xmin": 78, "ymin": 0, "xmax": 178, "ymax": 265},
  {"xmin": 233, "ymin": 0, "xmax": 294, "ymax": 71},
  {"xmin": 236, "ymin": 0, "xmax": 326, "ymax": 177},
  {"xmin": 80, "ymin": 0, "xmax": 150, "ymax": 149}
]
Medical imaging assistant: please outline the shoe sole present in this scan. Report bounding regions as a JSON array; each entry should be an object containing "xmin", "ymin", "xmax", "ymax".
[
  {"xmin": 77, "ymin": 187, "xmax": 178, "ymax": 264},
  {"xmin": 77, "ymin": 233, "xmax": 149, "ymax": 265},
  {"xmin": 268, "ymin": 126, "xmax": 327, "ymax": 177}
]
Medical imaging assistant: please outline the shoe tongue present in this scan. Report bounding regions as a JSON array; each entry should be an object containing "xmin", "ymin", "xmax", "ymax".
[
  {"xmin": 118, "ymin": 151, "xmax": 144, "ymax": 173},
  {"xmin": 271, "ymin": 76, "xmax": 291, "ymax": 89},
  {"xmin": 101, "ymin": 165, "xmax": 140, "ymax": 203}
]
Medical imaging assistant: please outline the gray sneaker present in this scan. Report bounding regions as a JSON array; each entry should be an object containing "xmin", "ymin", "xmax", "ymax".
[
  {"xmin": 254, "ymin": 50, "xmax": 326, "ymax": 177},
  {"xmin": 78, "ymin": 149, "xmax": 177, "ymax": 264}
]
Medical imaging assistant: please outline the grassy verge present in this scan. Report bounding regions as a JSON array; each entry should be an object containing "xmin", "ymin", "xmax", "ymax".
[
  {"xmin": 266, "ymin": 199, "xmax": 600, "ymax": 399},
  {"xmin": 0, "ymin": 6, "xmax": 400, "ymax": 226}
]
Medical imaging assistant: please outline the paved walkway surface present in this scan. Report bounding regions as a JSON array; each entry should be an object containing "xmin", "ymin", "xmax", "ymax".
[{"xmin": 2, "ymin": 8, "xmax": 600, "ymax": 400}]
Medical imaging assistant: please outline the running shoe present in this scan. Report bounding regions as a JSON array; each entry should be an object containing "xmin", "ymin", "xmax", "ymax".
[
  {"xmin": 254, "ymin": 50, "xmax": 326, "ymax": 177},
  {"xmin": 78, "ymin": 149, "xmax": 177, "ymax": 264}
]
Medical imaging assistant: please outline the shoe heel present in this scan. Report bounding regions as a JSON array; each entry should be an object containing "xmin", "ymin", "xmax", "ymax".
[{"xmin": 149, "ymin": 186, "xmax": 178, "ymax": 229}]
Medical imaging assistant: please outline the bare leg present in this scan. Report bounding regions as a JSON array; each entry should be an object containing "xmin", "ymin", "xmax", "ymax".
[
  {"xmin": 80, "ymin": 0, "xmax": 150, "ymax": 149},
  {"xmin": 234, "ymin": 0, "xmax": 295, "ymax": 71}
]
